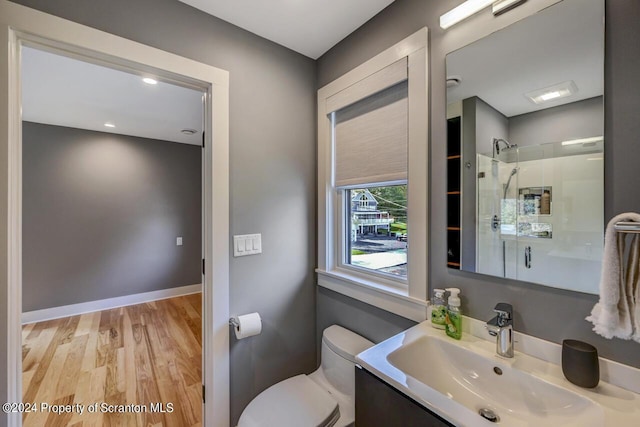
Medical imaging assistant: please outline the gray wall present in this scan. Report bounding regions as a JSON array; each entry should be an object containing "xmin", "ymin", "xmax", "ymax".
[
  {"xmin": 7, "ymin": 1, "xmax": 318, "ymax": 426},
  {"xmin": 22, "ymin": 122, "xmax": 201, "ymax": 312},
  {"xmin": 510, "ymin": 96, "xmax": 603, "ymax": 148},
  {"xmin": 317, "ymin": 287, "xmax": 416, "ymax": 352},
  {"xmin": 474, "ymin": 97, "xmax": 509, "ymax": 156},
  {"xmin": 317, "ymin": 0, "xmax": 640, "ymax": 368}
]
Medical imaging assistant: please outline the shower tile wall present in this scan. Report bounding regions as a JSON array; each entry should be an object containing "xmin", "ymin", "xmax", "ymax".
[{"xmin": 476, "ymin": 152, "xmax": 603, "ymax": 292}]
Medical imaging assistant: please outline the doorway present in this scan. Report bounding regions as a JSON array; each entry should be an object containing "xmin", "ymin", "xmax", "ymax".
[
  {"xmin": 1, "ymin": 2, "xmax": 230, "ymax": 426},
  {"xmin": 21, "ymin": 44, "xmax": 204, "ymax": 426}
]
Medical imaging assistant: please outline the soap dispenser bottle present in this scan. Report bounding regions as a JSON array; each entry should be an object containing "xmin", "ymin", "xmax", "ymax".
[
  {"xmin": 431, "ymin": 289, "xmax": 447, "ymax": 329},
  {"xmin": 445, "ymin": 288, "xmax": 462, "ymax": 340}
]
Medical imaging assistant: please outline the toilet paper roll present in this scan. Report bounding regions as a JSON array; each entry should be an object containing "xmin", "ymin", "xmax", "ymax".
[{"xmin": 233, "ymin": 312, "xmax": 262, "ymax": 340}]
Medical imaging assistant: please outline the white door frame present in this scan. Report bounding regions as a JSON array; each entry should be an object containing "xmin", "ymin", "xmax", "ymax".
[{"xmin": 0, "ymin": 2, "xmax": 230, "ymax": 426}]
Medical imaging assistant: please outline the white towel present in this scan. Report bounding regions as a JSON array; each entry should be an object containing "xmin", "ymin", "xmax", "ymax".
[
  {"xmin": 629, "ymin": 235, "xmax": 640, "ymax": 342},
  {"xmin": 586, "ymin": 212, "xmax": 640, "ymax": 340}
]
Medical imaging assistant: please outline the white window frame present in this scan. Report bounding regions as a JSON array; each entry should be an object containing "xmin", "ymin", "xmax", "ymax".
[{"xmin": 317, "ymin": 28, "xmax": 429, "ymax": 322}]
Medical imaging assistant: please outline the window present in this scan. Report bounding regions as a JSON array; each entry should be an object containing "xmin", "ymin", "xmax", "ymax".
[
  {"xmin": 317, "ymin": 28, "xmax": 429, "ymax": 321},
  {"xmin": 345, "ymin": 185, "xmax": 407, "ymax": 278},
  {"xmin": 332, "ymin": 75, "xmax": 409, "ymax": 283}
]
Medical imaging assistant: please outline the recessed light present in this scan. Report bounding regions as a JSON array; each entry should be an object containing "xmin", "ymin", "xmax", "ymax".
[
  {"xmin": 142, "ymin": 77, "xmax": 158, "ymax": 85},
  {"xmin": 525, "ymin": 81, "xmax": 578, "ymax": 105},
  {"xmin": 539, "ymin": 91, "xmax": 563, "ymax": 102},
  {"xmin": 181, "ymin": 128, "xmax": 197, "ymax": 135},
  {"xmin": 104, "ymin": 122, "xmax": 116, "ymax": 128}
]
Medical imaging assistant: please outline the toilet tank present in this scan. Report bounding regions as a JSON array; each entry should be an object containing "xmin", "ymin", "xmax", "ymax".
[{"xmin": 321, "ymin": 325, "xmax": 374, "ymax": 397}]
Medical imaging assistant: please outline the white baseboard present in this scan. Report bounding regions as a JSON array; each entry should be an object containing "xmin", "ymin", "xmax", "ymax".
[{"xmin": 22, "ymin": 283, "xmax": 202, "ymax": 324}]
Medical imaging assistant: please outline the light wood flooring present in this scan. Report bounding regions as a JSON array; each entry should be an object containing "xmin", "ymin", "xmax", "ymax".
[{"xmin": 21, "ymin": 293, "xmax": 203, "ymax": 427}]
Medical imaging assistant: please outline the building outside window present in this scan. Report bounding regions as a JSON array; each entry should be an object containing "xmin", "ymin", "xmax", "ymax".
[{"xmin": 346, "ymin": 186, "xmax": 407, "ymax": 278}]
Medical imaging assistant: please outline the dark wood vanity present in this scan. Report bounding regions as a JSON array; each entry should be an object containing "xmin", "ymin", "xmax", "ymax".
[{"xmin": 355, "ymin": 365, "xmax": 455, "ymax": 427}]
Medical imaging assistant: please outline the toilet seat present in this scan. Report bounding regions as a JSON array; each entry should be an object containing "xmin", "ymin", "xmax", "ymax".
[{"xmin": 237, "ymin": 374, "xmax": 340, "ymax": 427}]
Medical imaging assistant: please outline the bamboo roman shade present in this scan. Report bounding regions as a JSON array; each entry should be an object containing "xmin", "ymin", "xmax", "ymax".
[{"xmin": 330, "ymin": 59, "xmax": 408, "ymax": 188}]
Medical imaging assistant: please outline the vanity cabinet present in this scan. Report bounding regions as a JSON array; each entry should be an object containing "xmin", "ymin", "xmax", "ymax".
[{"xmin": 355, "ymin": 365, "xmax": 454, "ymax": 427}]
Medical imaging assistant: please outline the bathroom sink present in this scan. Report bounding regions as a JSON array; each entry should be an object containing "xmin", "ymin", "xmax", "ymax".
[
  {"xmin": 386, "ymin": 335, "xmax": 603, "ymax": 426},
  {"xmin": 355, "ymin": 322, "xmax": 615, "ymax": 426}
]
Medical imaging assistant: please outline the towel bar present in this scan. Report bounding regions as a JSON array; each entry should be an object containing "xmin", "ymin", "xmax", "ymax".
[{"xmin": 614, "ymin": 221, "xmax": 640, "ymax": 233}]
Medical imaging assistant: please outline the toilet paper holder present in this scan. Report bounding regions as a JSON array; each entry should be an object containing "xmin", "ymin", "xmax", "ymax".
[
  {"xmin": 229, "ymin": 313, "xmax": 262, "ymax": 340},
  {"xmin": 229, "ymin": 317, "xmax": 240, "ymax": 328}
]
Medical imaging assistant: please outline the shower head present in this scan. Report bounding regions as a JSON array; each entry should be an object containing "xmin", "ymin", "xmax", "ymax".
[
  {"xmin": 493, "ymin": 138, "xmax": 517, "ymax": 156},
  {"xmin": 509, "ymin": 167, "xmax": 518, "ymax": 177}
]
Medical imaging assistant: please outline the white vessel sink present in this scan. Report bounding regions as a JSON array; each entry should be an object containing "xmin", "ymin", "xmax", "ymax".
[{"xmin": 356, "ymin": 321, "xmax": 640, "ymax": 426}]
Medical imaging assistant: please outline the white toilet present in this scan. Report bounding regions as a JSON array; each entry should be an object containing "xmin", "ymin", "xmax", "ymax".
[{"xmin": 237, "ymin": 325, "xmax": 374, "ymax": 427}]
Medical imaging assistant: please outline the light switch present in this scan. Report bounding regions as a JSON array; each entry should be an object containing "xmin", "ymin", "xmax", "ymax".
[
  {"xmin": 176, "ymin": 237, "xmax": 183, "ymax": 246},
  {"xmin": 233, "ymin": 234, "xmax": 262, "ymax": 257}
]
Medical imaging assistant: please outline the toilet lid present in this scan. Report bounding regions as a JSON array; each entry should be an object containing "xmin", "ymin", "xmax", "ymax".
[{"xmin": 238, "ymin": 374, "xmax": 340, "ymax": 427}]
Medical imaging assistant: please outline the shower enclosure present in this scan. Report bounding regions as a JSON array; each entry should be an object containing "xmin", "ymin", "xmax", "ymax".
[
  {"xmin": 476, "ymin": 139, "xmax": 604, "ymax": 291},
  {"xmin": 477, "ymin": 141, "xmax": 520, "ymax": 279}
]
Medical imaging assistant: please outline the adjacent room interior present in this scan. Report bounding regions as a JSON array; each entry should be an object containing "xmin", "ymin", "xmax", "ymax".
[{"xmin": 19, "ymin": 45, "xmax": 204, "ymax": 426}]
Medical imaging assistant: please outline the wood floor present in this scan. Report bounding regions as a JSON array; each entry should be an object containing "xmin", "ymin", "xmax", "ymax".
[{"xmin": 21, "ymin": 293, "xmax": 203, "ymax": 427}]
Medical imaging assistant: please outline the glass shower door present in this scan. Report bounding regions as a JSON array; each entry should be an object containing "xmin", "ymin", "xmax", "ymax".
[
  {"xmin": 476, "ymin": 148, "xmax": 519, "ymax": 279},
  {"xmin": 513, "ymin": 142, "xmax": 603, "ymax": 291}
]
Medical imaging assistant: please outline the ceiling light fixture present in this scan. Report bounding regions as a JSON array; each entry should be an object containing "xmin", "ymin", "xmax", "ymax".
[
  {"xmin": 181, "ymin": 128, "xmax": 198, "ymax": 135},
  {"xmin": 492, "ymin": 0, "xmax": 527, "ymax": 15},
  {"xmin": 440, "ymin": 0, "xmax": 494, "ymax": 29},
  {"xmin": 539, "ymin": 91, "xmax": 563, "ymax": 101},
  {"xmin": 142, "ymin": 77, "xmax": 158, "ymax": 85},
  {"xmin": 104, "ymin": 122, "xmax": 116, "ymax": 128},
  {"xmin": 561, "ymin": 136, "xmax": 603, "ymax": 146},
  {"xmin": 525, "ymin": 81, "xmax": 578, "ymax": 105},
  {"xmin": 440, "ymin": 0, "xmax": 527, "ymax": 29}
]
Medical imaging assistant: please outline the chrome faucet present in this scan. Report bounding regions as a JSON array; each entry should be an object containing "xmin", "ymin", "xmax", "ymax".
[{"xmin": 486, "ymin": 303, "xmax": 514, "ymax": 358}]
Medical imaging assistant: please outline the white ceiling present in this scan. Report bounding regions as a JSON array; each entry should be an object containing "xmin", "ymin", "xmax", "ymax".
[
  {"xmin": 178, "ymin": 0, "xmax": 395, "ymax": 59},
  {"xmin": 446, "ymin": 0, "xmax": 604, "ymax": 117},
  {"xmin": 21, "ymin": 1, "xmax": 396, "ymax": 139},
  {"xmin": 22, "ymin": 47, "xmax": 204, "ymax": 145}
]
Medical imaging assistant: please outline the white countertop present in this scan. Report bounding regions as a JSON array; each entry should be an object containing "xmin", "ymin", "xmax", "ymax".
[{"xmin": 356, "ymin": 320, "xmax": 640, "ymax": 426}]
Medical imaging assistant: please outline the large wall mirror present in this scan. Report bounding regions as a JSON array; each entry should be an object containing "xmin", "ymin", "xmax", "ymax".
[{"xmin": 446, "ymin": 0, "xmax": 604, "ymax": 294}]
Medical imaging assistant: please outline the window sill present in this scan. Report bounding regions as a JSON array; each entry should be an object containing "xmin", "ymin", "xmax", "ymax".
[{"xmin": 316, "ymin": 268, "xmax": 428, "ymax": 322}]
